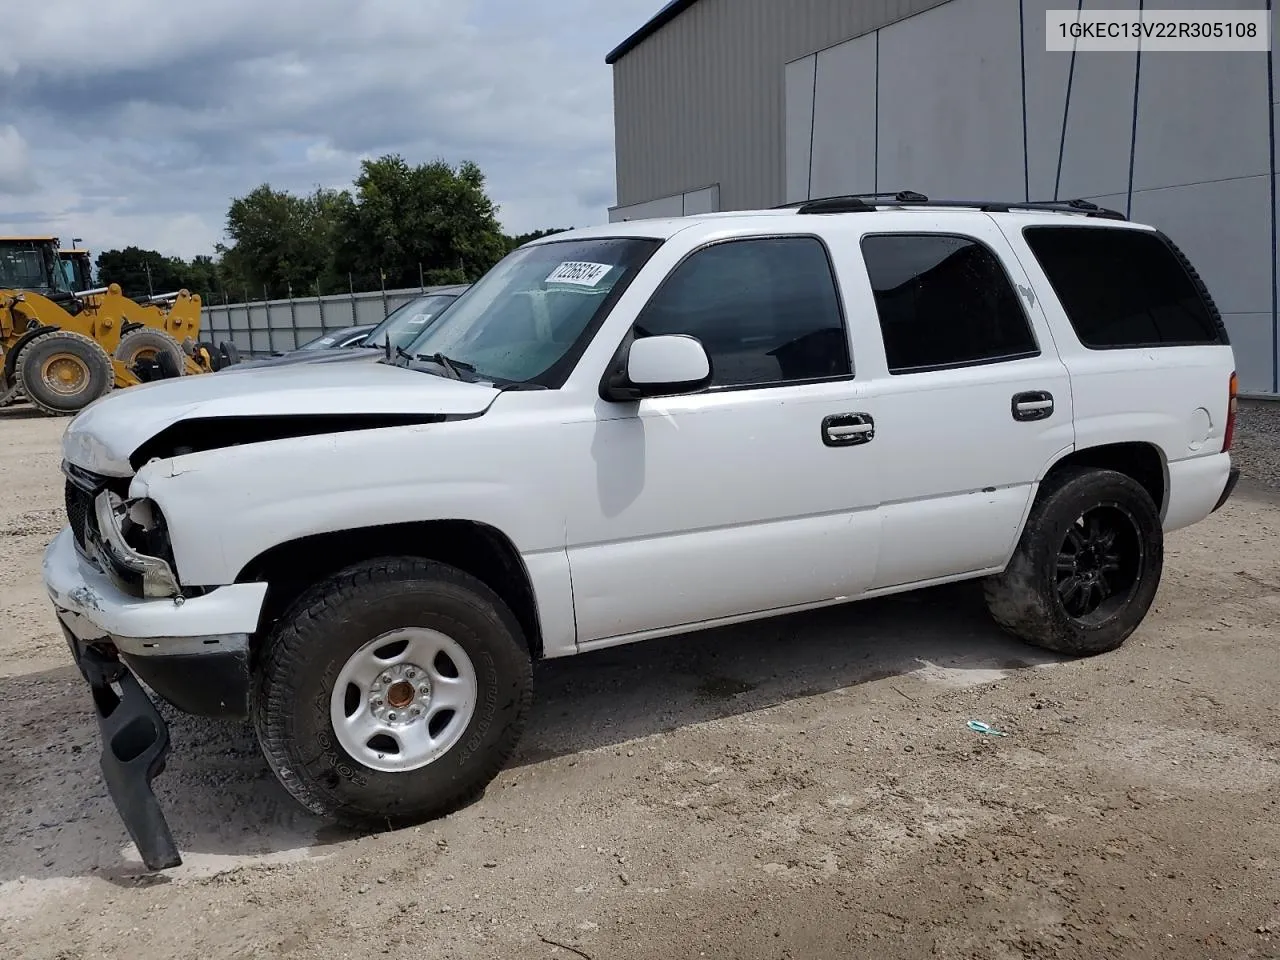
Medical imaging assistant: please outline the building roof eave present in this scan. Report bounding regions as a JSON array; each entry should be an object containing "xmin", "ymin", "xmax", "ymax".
[{"xmin": 605, "ymin": 0, "xmax": 701, "ymax": 65}]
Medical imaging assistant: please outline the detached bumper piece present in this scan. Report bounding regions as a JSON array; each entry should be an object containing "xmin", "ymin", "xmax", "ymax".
[
  {"xmin": 74, "ymin": 641, "xmax": 182, "ymax": 870},
  {"xmin": 1212, "ymin": 467, "xmax": 1241, "ymax": 513}
]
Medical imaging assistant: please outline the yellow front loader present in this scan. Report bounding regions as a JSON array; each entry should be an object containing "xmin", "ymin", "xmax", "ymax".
[
  {"xmin": 58, "ymin": 246, "xmax": 215, "ymax": 378},
  {"xmin": 1, "ymin": 237, "xmax": 222, "ymax": 416}
]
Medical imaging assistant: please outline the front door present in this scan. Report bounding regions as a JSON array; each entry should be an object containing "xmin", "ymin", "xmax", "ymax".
[{"xmin": 565, "ymin": 234, "xmax": 884, "ymax": 645}]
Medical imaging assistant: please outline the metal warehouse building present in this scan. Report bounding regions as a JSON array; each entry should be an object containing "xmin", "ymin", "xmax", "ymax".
[{"xmin": 606, "ymin": 0, "xmax": 1280, "ymax": 395}]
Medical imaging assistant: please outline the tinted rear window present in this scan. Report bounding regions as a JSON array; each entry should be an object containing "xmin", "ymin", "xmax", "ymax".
[
  {"xmin": 861, "ymin": 234, "xmax": 1039, "ymax": 374},
  {"xmin": 1022, "ymin": 226, "xmax": 1225, "ymax": 349}
]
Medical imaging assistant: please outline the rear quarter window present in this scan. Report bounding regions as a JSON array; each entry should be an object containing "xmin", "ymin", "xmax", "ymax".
[{"xmin": 1022, "ymin": 226, "xmax": 1228, "ymax": 349}]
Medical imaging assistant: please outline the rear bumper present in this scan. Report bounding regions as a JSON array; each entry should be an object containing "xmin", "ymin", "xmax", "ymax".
[
  {"xmin": 1212, "ymin": 467, "xmax": 1241, "ymax": 513},
  {"xmin": 1163, "ymin": 452, "xmax": 1235, "ymax": 533}
]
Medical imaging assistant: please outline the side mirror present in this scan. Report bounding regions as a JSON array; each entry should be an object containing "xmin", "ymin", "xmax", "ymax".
[{"xmin": 603, "ymin": 334, "xmax": 712, "ymax": 401}]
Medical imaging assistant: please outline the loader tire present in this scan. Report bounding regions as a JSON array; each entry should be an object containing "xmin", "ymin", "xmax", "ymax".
[
  {"xmin": 0, "ymin": 369, "xmax": 22, "ymax": 408},
  {"xmin": 219, "ymin": 341, "xmax": 242, "ymax": 367},
  {"xmin": 16, "ymin": 331, "xmax": 113, "ymax": 416},
  {"xmin": 116, "ymin": 327, "xmax": 187, "ymax": 374},
  {"xmin": 157, "ymin": 351, "xmax": 182, "ymax": 379},
  {"xmin": 195, "ymin": 341, "xmax": 221, "ymax": 372}
]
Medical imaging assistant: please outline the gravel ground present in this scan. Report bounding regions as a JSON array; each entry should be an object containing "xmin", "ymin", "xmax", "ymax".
[{"xmin": 1, "ymin": 405, "xmax": 1278, "ymax": 960}]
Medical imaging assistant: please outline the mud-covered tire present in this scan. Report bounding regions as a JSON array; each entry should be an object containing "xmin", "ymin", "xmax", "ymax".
[
  {"xmin": 15, "ymin": 330, "xmax": 114, "ymax": 416},
  {"xmin": 252, "ymin": 558, "xmax": 533, "ymax": 827},
  {"xmin": 983, "ymin": 467, "xmax": 1163, "ymax": 656},
  {"xmin": 115, "ymin": 327, "xmax": 186, "ymax": 373},
  {"xmin": 219, "ymin": 341, "xmax": 241, "ymax": 367}
]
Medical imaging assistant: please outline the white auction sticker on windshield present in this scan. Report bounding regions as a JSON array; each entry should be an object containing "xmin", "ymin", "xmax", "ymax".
[{"xmin": 545, "ymin": 261, "xmax": 612, "ymax": 287}]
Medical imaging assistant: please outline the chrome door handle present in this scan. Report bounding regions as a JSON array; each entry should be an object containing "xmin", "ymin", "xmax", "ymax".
[
  {"xmin": 822, "ymin": 413, "xmax": 875, "ymax": 447},
  {"xmin": 1012, "ymin": 391, "xmax": 1054, "ymax": 422}
]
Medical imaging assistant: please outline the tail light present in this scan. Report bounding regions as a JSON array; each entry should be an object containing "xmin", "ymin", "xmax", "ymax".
[{"xmin": 1223, "ymin": 371, "xmax": 1238, "ymax": 452}]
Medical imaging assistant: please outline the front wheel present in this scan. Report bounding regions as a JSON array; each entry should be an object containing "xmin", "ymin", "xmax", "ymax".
[
  {"xmin": 252, "ymin": 558, "xmax": 533, "ymax": 826},
  {"xmin": 983, "ymin": 467, "xmax": 1164, "ymax": 656}
]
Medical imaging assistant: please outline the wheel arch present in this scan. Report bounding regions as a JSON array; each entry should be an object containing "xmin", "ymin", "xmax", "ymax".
[
  {"xmin": 2, "ymin": 324, "xmax": 57, "ymax": 382},
  {"xmin": 237, "ymin": 519, "xmax": 545, "ymax": 660},
  {"xmin": 1038, "ymin": 441, "xmax": 1169, "ymax": 517}
]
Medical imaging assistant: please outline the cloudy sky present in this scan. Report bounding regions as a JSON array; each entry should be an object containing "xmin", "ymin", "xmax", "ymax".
[{"xmin": 0, "ymin": 0, "xmax": 660, "ymax": 260}]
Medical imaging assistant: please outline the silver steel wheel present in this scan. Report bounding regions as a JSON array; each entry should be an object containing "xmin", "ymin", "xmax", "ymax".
[{"xmin": 329, "ymin": 627, "xmax": 478, "ymax": 774}]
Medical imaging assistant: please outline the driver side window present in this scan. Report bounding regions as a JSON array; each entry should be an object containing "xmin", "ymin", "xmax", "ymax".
[{"xmin": 633, "ymin": 236, "xmax": 852, "ymax": 389}]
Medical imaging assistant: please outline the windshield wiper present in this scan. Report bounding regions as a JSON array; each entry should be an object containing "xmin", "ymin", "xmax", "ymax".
[{"xmin": 416, "ymin": 352, "xmax": 474, "ymax": 380}]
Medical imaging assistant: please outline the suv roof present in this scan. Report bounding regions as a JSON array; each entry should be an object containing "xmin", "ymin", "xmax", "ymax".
[{"xmin": 559, "ymin": 193, "xmax": 1137, "ymax": 243}]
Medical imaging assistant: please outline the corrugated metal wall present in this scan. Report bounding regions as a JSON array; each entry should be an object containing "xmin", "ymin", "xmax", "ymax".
[
  {"xmin": 779, "ymin": 0, "xmax": 1279, "ymax": 395},
  {"xmin": 611, "ymin": 0, "xmax": 950, "ymax": 211}
]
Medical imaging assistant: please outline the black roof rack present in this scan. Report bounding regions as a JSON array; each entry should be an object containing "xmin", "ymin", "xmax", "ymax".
[
  {"xmin": 785, "ymin": 192, "xmax": 1127, "ymax": 221},
  {"xmin": 772, "ymin": 191, "xmax": 929, "ymax": 210}
]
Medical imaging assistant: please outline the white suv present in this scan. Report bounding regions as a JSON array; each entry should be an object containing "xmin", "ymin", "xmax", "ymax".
[{"xmin": 43, "ymin": 194, "xmax": 1240, "ymax": 869}]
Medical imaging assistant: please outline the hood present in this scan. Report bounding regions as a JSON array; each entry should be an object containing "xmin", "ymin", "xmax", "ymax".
[
  {"xmin": 223, "ymin": 347, "xmax": 383, "ymax": 372},
  {"xmin": 63, "ymin": 359, "xmax": 500, "ymax": 477}
]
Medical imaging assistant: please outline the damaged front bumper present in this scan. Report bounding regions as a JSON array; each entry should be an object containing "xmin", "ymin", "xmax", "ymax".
[{"xmin": 43, "ymin": 526, "xmax": 268, "ymax": 870}]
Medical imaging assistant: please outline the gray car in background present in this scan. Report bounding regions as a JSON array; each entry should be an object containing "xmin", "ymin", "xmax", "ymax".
[{"xmin": 222, "ymin": 286, "xmax": 470, "ymax": 372}]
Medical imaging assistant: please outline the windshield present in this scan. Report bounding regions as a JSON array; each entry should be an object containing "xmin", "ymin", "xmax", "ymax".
[
  {"xmin": 0, "ymin": 242, "xmax": 70, "ymax": 294},
  {"xmin": 363, "ymin": 293, "xmax": 460, "ymax": 351},
  {"xmin": 297, "ymin": 332, "xmax": 344, "ymax": 350},
  {"xmin": 401, "ymin": 238, "xmax": 659, "ymax": 385}
]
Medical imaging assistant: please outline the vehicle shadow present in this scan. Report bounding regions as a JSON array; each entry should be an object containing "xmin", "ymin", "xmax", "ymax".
[
  {"xmin": 0, "ymin": 404, "xmax": 51, "ymax": 421},
  {"xmin": 515, "ymin": 580, "xmax": 1061, "ymax": 764},
  {"xmin": 0, "ymin": 582, "xmax": 1060, "ymax": 886}
]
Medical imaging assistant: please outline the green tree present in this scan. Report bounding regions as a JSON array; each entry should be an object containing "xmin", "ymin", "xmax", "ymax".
[
  {"xmin": 180, "ymin": 255, "xmax": 222, "ymax": 302},
  {"xmin": 221, "ymin": 184, "xmax": 348, "ymax": 299},
  {"xmin": 504, "ymin": 227, "xmax": 572, "ymax": 253},
  {"xmin": 95, "ymin": 247, "xmax": 190, "ymax": 300},
  {"xmin": 336, "ymin": 155, "xmax": 507, "ymax": 288}
]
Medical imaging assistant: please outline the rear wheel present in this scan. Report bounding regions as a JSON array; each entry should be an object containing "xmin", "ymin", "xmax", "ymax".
[
  {"xmin": 16, "ymin": 330, "xmax": 113, "ymax": 416},
  {"xmin": 252, "ymin": 558, "xmax": 533, "ymax": 826},
  {"xmin": 219, "ymin": 341, "xmax": 242, "ymax": 367},
  {"xmin": 983, "ymin": 467, "xmax": 1163, "ymax": 656},
  {"xmin": 115, "ymin": 327, "xmax": 186, "ymax": 374}
]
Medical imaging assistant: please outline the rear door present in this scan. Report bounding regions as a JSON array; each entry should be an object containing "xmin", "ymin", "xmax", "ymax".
[{"xmin": 835, "ymin": 216, "xmax": 1076, "ymax": 589}]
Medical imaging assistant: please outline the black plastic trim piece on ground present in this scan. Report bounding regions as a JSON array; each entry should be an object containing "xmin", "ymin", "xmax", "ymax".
[
  {"xmin": 78, "ymin": 645, "xmax": 182, "ymax": 871},
  {"xmin": 1213, "ymin": 467, "xmax": 1241, "ymax": 513}
]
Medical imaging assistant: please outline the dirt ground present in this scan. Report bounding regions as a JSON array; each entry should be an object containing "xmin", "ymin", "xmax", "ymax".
[{"xmin": 2, "ymin": 402, "xmax": 1279, "ymax": 960}]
